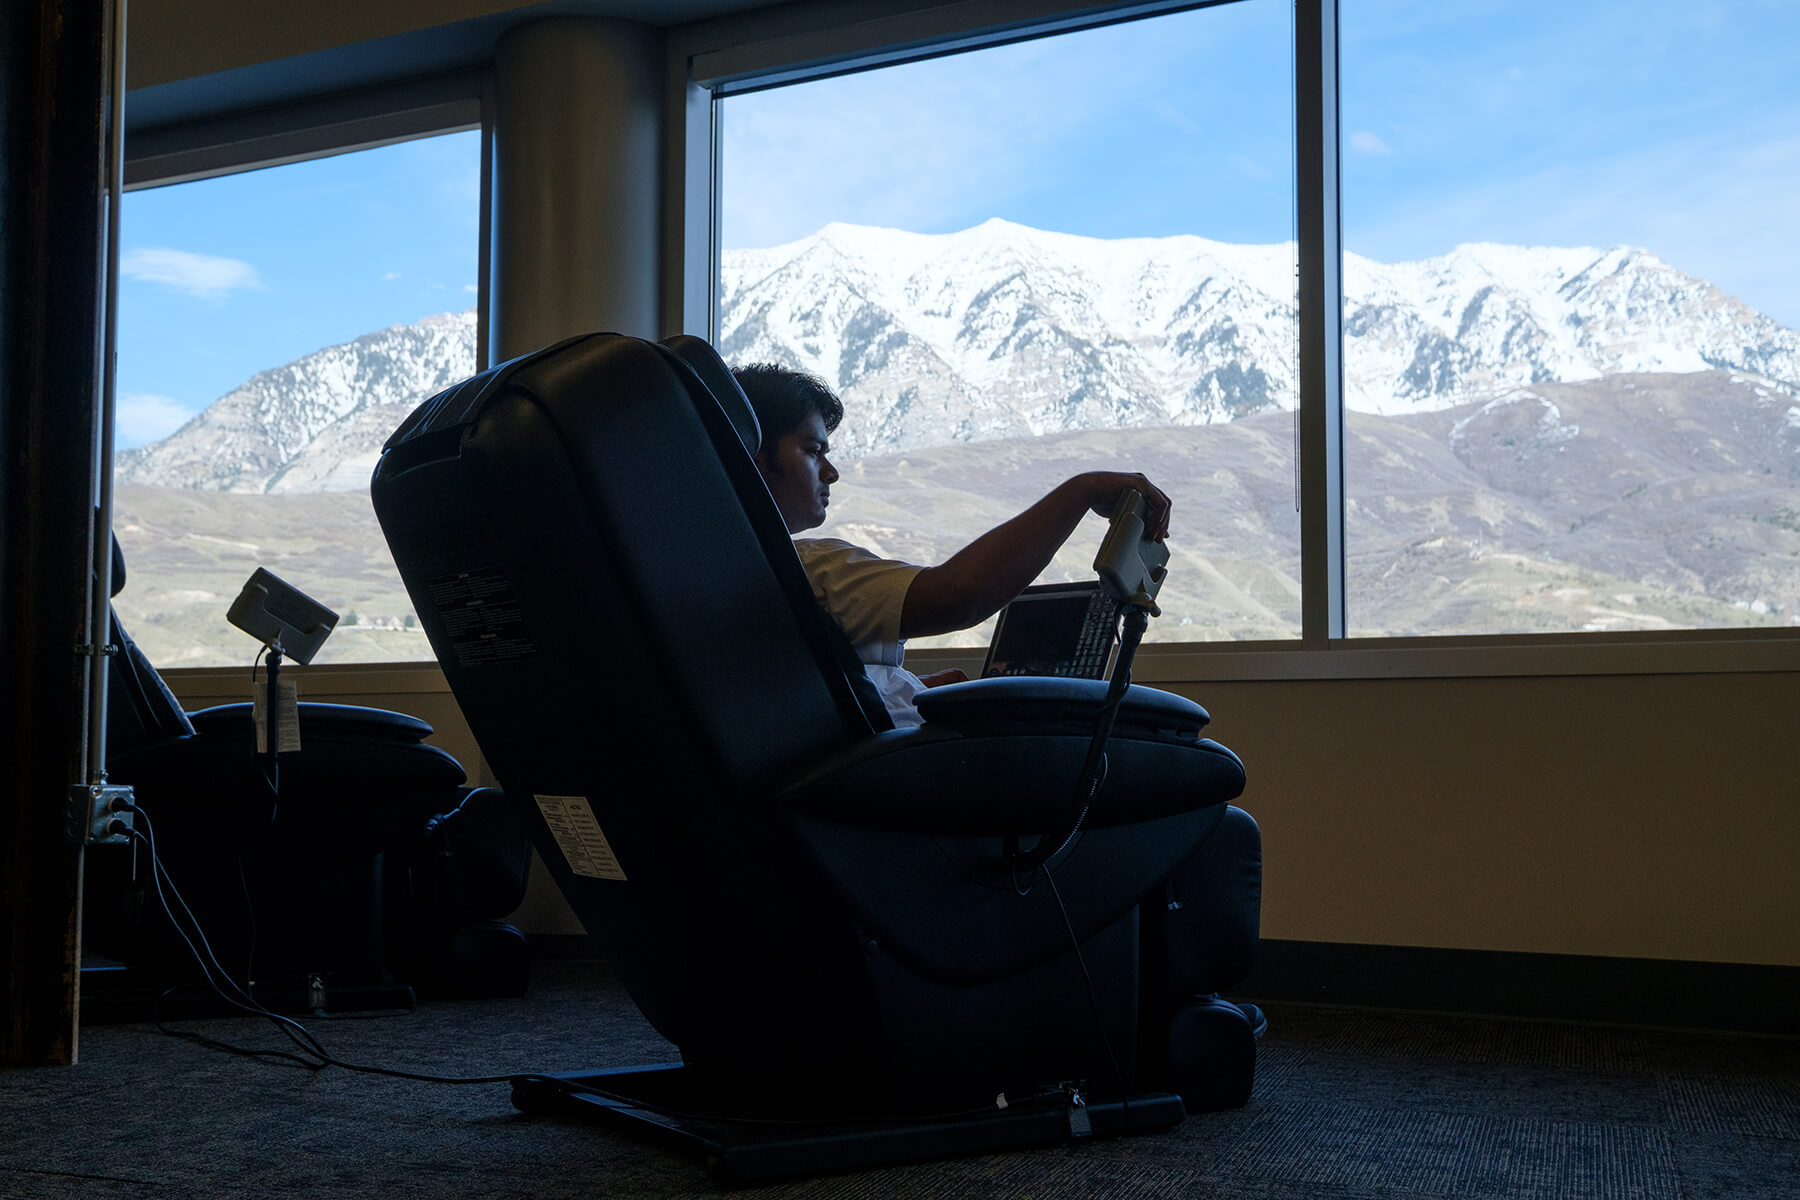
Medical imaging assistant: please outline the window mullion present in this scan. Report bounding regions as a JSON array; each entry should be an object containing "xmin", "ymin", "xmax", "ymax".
[{"xmin": 1295, "ymin": 0, "xmax": 1346, "ymax": 644}]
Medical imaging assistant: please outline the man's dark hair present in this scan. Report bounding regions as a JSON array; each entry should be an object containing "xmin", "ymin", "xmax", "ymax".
[{"xmin": 730, "ymin": 362, "xmax": 844, "ymax": 445}]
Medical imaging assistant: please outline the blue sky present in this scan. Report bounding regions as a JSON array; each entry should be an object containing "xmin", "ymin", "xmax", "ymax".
[
  {"xmin": 116, "ymin": 132, "xmax": 480, "ymax": 447},
  {"xmin": 117, "ymin": 0, "xmax": 1799, "ymax": 448},
  {"xmin": 722, "ymin": 1, "xmax": 1295, "ymax": 249},
  {"xmin": 724, "ymin": 0, "xmax": 1799, "ymax": 311}
]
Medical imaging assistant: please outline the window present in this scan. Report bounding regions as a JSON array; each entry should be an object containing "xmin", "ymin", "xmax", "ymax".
[
  {"xmin": 708, "ymin": 0, "xmax": 1800, "ymax": 671},
  {"xmin": 113, "ymin": 131, "xmax": 481, "ymax": 667},
  {"xmin": 1341, "ymin": 0, "xmax": 1800, "ymax": 637},
  {"xmin": 717, "ymin": 1, "xmax": 1297, "ymax": 647}
]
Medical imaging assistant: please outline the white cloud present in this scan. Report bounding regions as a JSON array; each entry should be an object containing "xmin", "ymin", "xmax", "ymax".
[
  {"xmin": 717, "ymin": 5, "xmax": 1291, "ymax": 249},
  {"xmin": 722, "ymin": 49, "xmax": 1072, "ymax": 248},
  {"xmin": 1350, "ymin": 130, "xmax": 1393, "ymax": 155},
  {"xmin": 1151, "ymin": 100, "xmax": 1206, "ymax": 136},
  {"xmin": 382, "ymin": 271, "xmax": 402, "ymax": 281},
  {"xmin": 120, "ymin": 248, "xmax": 262, "ymax": 299},
  {"xmin": 114, "ymin": 393, "xmax": 194, "ymax": 448},
  {"xmin": 463, "ymin": 283, "xmax": 478, "ymax": 293},
  {"xmin": 1230, "ymin": 153, "xmax": 1274, "ymax": 182}
]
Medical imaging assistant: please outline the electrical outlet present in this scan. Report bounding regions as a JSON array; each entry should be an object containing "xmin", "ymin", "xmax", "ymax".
[{"xmin": 67, "ymin": 784, "xmax": 135, "ymax": 846}]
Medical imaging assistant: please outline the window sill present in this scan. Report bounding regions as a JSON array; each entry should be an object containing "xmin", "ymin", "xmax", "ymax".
[
  {"xmin": 157, "ymin": 629, "xmax": 1800, "ymax": 693},
  {"xmin": 159, "ymin": 659, "xmax": 450, "ymax": 697},
  {"xmin": 907, "ymin": 626, "xmax": 1800, "ymax": 682}
]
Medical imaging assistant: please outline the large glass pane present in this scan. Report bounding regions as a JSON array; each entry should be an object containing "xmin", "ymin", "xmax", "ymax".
[
  {"xmin": 720, "ymin": 0, "xmax": 1298, "ymax": 646},
  {"xmin": 113, "ymin": 132, "xmax": 481, "ymax": 666},
  {"xmin": 1342, "ymin": 1, "xmax": 1800, "ymax": 636}
]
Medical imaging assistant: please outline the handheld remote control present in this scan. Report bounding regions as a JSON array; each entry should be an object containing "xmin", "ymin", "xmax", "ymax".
[{"xmin": 1092, "ymin": 489, "xmax": 1168, "ymax": 615}]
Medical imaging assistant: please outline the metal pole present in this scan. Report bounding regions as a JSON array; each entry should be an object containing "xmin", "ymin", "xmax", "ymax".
[
  {"xmin": 1295, "ymin": 0, "xmax": 1346, "ymax": 643},
  {"xmin": 83, "ymin": 0, "xmax": 129, "ymax": 786}
]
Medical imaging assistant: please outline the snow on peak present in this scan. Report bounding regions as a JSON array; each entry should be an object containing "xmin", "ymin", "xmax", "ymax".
[{"xmin": 120, "ymin": 224, "xmax": 1800, "ymax": 491}]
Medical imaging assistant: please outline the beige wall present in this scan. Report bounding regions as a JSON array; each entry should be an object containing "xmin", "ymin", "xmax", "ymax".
[
  {"xmin": 163, "ymin": 662, "xmax": 1800, "ymax": 965},
  {"xmin": 1171, "ymin": 671, "xmax": 1799, "ymax": 966}
]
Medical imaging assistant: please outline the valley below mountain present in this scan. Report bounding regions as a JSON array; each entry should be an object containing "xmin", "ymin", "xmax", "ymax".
[{"xmin": 112, "ymin": 369, "xmax": 1800, "ymax": 666}]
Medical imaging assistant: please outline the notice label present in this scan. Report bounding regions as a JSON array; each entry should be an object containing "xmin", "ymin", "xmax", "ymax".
[
  {"xmin": 427, "ymin": 566, "xmax": 537, "ymax": 667},
  {"xmin": 534, "ymin": 794, "xmax": 628, "ymax": 881},
  {"xmin": 252, "ymin": 680, "xmax": 301, "ymax": 753}
]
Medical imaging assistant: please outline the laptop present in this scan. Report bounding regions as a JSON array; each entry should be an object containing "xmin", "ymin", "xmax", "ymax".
[{"xmin": 980, "ymin": 581, "xmax": 1121, "ymax": 680}]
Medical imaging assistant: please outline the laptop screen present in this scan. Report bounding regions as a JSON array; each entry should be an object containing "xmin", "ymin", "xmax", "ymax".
[{"xmin": 981, "ymin": 582, "xmax": 1120, "ymax": 679}]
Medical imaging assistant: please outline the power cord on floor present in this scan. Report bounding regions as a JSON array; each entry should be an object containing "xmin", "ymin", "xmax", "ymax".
[
  {"xmin": 128, "ymin": 796, "xmax": 1135, "ymax": 1128},
  {"xmin": 130, "ymin": 802, "xmax": 526, "ymax": 1086},
  {"xmin": 133, "ymin": 812, "xmax": 1064, "ymax": 1122}
]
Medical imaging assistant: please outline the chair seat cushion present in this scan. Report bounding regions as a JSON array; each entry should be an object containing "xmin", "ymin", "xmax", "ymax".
[{"xmin": 113, "ymin": 703, "xmax": 465, "ymax": 828}]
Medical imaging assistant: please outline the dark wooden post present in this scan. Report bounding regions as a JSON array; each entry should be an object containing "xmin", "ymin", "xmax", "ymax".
[{"xmin": 1, "ymin": 0, "xmax": 117, "ymax": 1066}]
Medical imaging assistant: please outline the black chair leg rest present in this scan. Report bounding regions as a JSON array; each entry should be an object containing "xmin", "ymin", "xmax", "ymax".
[{"xmin": 1166, "ymin": 994, "xmax": 1258, "ymax": 1111}]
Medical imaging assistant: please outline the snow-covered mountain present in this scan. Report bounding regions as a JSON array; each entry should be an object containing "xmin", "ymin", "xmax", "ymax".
[
  {"xmin": 724, "ymin": 220, "xmax": 1800, "ymax": 455},
  {"xmin": 114, "ymin": 311, "xmax": 477, "ymax": 493},
  {"xmin": 116, "ymin": 222, "xmax": 1800, "ymax": 491},
  {"xmin": 1344, "ymin": 243, "xmax": 1798, "ymax": 416},
  {"xmin": 721, "ymin": 220, "xmax": 1301, "ymax": 458}
]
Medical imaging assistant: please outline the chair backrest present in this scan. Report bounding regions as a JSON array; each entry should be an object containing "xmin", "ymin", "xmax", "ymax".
[
  {"xmin": 374, "ymin": 333, "xmax": 877, "ymax": 796},
  {"xmin": 104, "ymin": 537, "xmax": 197, "ymax": 758},
  {"xmin": 658, "ymin": 334, "xmax": 894, "ymax": 733},
  {"xmin": 374, "ymin": 332, "xmax": 901, "ymax": 1068}
]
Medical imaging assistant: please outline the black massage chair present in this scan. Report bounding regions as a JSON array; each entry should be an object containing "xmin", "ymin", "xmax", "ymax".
[
  {"xmin": 83, "ymin": 544, "xmax": 531, "ymax": 1014},
  {"xmin": 370, "ymin": 332, "xmax": 1262, "ymax": 1176}
]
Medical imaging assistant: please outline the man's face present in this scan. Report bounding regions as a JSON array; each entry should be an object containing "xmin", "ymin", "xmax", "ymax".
[{"xmin": 756, "ymin": 409, "xmax": 839, "ymax": 534}]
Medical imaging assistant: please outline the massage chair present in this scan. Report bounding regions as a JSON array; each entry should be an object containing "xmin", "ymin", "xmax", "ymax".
[
  {"xmin": 83, "ymin": 544, "xmax": 529, "ymax": 1012},
  {"xmin": 369, "ymin": 332, "xmax": 1263, "ymax": 1171}
]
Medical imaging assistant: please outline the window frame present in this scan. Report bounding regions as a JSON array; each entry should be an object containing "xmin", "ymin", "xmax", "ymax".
[
  {"xmin": 118, "ymin": 72, "xmax": 490, "ymax": 674},
  {"xmin": 678, "ymin": 0, "xmax": 1800, "ymax": 680}
]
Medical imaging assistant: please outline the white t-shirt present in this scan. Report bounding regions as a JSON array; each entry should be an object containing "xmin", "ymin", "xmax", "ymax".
[{"xmin": 792, "ymin": 537, "xmax": 928, "ymax": 729}]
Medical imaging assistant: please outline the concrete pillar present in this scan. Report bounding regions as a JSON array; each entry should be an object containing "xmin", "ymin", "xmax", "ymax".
[{"xmin": 489, "ymin": 18, "xmax": 663, "ymax": 361}]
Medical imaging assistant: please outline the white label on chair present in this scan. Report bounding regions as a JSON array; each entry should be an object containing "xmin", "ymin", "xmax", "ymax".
[
  {"xmin": 533, "ymin": 795, "xmax": 628, "ymax": 881},
  {"xmin": 252, "ymin": 681, "xmax": 301, "ymax": 753}
]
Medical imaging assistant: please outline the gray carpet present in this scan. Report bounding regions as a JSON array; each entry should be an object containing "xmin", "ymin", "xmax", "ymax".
[{"xmin": 3, "ymin": 961, "xmax": 1796, "ymax": 1198}]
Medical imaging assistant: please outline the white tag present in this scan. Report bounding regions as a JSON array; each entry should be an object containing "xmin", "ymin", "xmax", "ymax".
[
  {"xmin": 252, "ymin": 680, "xmax": 301, "ymax": 753},
  {"xmin": 534, "ymin": 795, "xmax": 628, "ymax": 881}
]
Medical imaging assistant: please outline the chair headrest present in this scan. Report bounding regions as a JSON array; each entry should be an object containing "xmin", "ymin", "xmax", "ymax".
[{"xmin": 661, "ymin": 334, "xmax": 762, "ymax": 456}]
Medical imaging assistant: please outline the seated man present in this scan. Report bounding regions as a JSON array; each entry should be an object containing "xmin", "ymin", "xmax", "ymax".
[
  {"xmin": 733, "ymin": 362, "xmax": 1266, "ymax": 1086},
  {"xmin": 731, "ymin": 362, "xmax": 1171, "ymax": 728}
]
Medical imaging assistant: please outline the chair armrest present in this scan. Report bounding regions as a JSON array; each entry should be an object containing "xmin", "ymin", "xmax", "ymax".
[
  {"xmin": 187, "ymin": 702, "xmax": 435, "ymax": 745},
  {"xmin": 914, "ymin": 675, "xmax": 1210, "ymax": 742},
  {"xmin": 774, "ymin": 718, "xmax": 1246, "ymax": 985},
  {"xmin": 775, "ymin": 722, "xmax": 1244, "ymax": 835}
]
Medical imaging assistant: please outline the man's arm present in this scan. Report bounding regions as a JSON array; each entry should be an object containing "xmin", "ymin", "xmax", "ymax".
[{"xmin": 899, "ymin": 471, "xmax": 1170, "ymax": 639}]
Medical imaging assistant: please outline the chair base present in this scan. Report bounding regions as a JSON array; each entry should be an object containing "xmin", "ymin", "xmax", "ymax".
[{"xmin": 510, "ymin": 1062, "xmax": 1186, "ymax": 1183}]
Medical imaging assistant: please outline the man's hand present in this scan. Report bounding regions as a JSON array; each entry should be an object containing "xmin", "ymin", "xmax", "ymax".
[
  {"xmin": 917, "ymin": 667, "xmax": 969, "ymax": 688},
  {"xmin": 1078, "ymin": 471, "xmax": 1171, "ymax": 542},
  {"xmin": 900, "ymin": 469, "xmax": 1175, "ymax": 639}
]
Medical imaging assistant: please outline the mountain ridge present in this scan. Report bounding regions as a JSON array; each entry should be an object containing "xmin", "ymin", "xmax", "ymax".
[
  {"xmin": 114, "ymin": 310, "xmax": 477, "ymax": 493},
  {"xmin": 114, "ymin": 222, "xmax": 1800, "ymax": 493}
]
